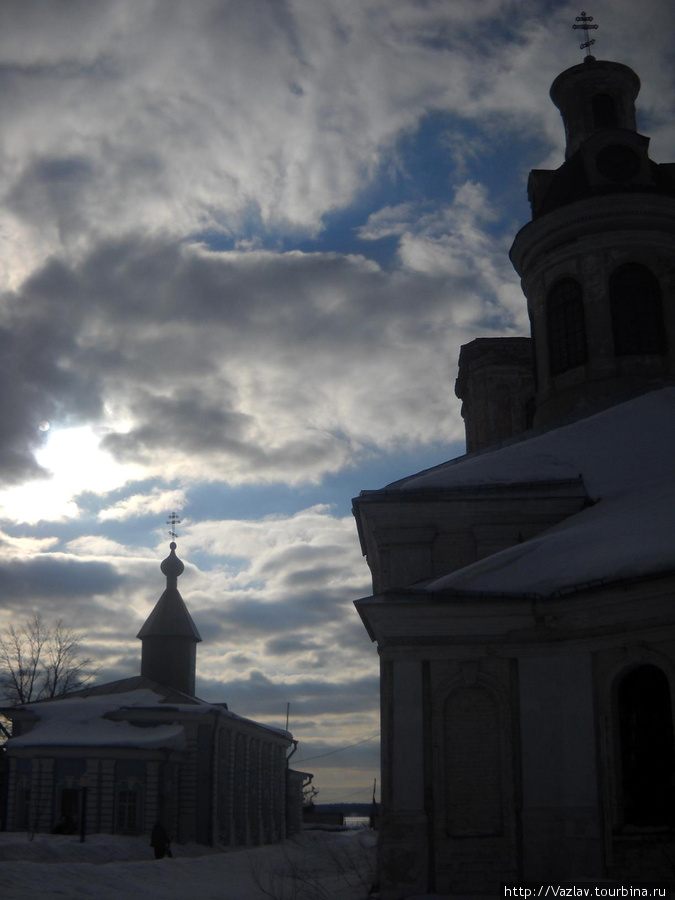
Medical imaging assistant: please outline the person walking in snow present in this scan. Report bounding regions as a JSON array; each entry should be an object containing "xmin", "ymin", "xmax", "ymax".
[{"xmin": 150, "ymin": 821, "xmax": 171, "ymax": 859}]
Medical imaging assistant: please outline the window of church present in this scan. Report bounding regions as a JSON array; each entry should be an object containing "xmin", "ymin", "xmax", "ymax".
[
  {"xmin": 592, "ymin": 93, "xmax": 618, "ymax": 129},
  {"xmin": 14, "ymin": 759, "xmax": 32, "ymax": 831},
  {"xmin": 114, "ymin": 760, "xmax": 145, "ymax": 834},
  {"xmin": 117, "ymin": 790, "xmax": 139, "ymax": 832},
  {"xmin": 15, "ymin": 787, "xmax": 31, "ymax": 831},
  {"xmin": 546, "ymin": 278, "xmax": 587, "ymax": 376},
  {"xmin": 617, "ymin": 664, "xmax": 675, "ymax": 826},
  {"xmin": 610, "ymin": 263, "xmax": 667, "ymax": 356},
  {"xmin": 53, "ymin": 758, "xmax": 85, "ymax": 833}
]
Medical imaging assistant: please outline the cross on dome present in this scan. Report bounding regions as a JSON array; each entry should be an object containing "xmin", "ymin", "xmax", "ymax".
[
  {"xmin": 167, "ymin": 511, "xmax": 181, "ymax": 541},
  {"xmin": 573, "ymin": 11, "xmax": 598, "ymax": 60}
]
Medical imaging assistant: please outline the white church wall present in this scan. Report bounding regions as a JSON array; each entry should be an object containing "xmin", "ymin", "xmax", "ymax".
[
  {"xmin": 390, "ymin": 660, "xmax": 424, "ymax": 811},
  {"xmin": 377, "ymin": 656, "xmax": 429, "ymax": 899},
  {"xmin": 519, "ymin": 653, "xmax": 602, "ymax": 880},
  {"xmin": 430, "ymin": 657, "xmax": 519, "ymax": 894}
]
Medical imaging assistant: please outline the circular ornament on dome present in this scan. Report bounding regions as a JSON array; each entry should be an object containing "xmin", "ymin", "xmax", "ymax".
[{"xmin": 595, "ymin": 144, "xmax": 641, "ymax": 183}]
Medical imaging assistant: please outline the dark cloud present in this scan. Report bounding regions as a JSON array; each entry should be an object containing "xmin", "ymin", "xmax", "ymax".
[
  {"xmin": 0, "ymin": 235, "xmax": 491, "ymax": 488},
  {"xmin": 7, "ymin": 155, "xmax": 96, "ymax": 240},
  {"xmin": 0, "ymin": 555, "xmax": 121, "ymax": 603},
  {"xmin": 198, "ymin": 667, "xmax": 379, "ymax": 721},
  {"xmin": 5, "ymin": 0, "xmax": 630, "ymax": 490},
  {"xmin": 264, "ymin": 636, "xmax": 324, "ymax": 657},
  {"xmin": 198, "ymin": 588, "xmax": 354, "ymax": 640},
  {"xmin": 101, "ymin": 391, "xmax": 256, "ymax": 462},
  {"xmin": 0, "ymin": 253, "xmax": 107, "ymax": 485}
]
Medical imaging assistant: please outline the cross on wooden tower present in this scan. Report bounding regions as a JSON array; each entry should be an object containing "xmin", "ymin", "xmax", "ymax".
[
  {"xmin": 573, "ymin": 11, "xmax": 598, "ymax": 58},
  {"xmin": 167, "ymin": 511, "xmax": 181, "ymax": 541}
]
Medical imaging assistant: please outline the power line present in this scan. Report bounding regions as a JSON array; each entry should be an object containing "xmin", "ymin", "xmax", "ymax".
[
  {"xmin": 325, "ymin": 786, "xmax": 376, "ymax": 804},
  {"xmin": 295, "ymin": 732, "xmax": 380, "ymax": 764}
]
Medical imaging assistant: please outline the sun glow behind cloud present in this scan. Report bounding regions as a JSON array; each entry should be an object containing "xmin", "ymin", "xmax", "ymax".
[{"xmin": 0, "ymin": 425, "xmax": 144, "ymax": 523}]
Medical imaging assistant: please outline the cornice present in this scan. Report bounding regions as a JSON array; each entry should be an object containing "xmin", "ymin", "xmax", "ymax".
[{"xmin": 510, "ymin": 194, "xmax": 675, "ymax": 276}]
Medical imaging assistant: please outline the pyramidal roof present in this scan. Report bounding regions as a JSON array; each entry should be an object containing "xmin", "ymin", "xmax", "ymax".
[{"xmin": 136, "ymin": 542, "xmax": 202, "ymax": 642}]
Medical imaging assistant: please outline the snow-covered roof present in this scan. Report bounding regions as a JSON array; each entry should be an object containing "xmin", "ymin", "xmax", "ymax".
[
  {"xmin": 5, "ymin": 679, "xmax": 292, "ymax": 749},
  {"xmin": 410, "ymin": 387, "xmax": 675, "ymax": 597},
  {"xmin": 8, "ymin": 690, "xmax": 187, "ymax": 750}
]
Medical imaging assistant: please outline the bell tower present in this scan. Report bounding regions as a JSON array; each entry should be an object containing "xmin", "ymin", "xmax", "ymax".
[
  {"xmin": 510, "ymin": 14, "xmax": 675, "ymax": 428},
  {"xmin": 137, "ymin": 521, "xmax": 202, "ymax": 696}
]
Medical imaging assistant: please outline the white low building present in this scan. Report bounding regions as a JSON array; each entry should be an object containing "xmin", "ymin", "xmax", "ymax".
[{"xmin": 1, "ymin": 543, "xmax": 307, "ymax": 846}]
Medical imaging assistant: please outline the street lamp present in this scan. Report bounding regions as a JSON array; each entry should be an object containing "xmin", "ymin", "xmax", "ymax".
[{"xmin": 80, "ymin": 775, "xmax": 89, "ymax": 844}]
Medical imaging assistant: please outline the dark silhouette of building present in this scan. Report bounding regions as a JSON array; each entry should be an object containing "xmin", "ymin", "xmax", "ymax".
[{"xmin": 355, "ymin": 49, "xmax": 675, "ymax": 897}]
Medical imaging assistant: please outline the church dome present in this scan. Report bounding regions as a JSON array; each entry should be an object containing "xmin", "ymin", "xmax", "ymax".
[{"xmin": 160, "ymin": 542, "xmax": 185, "ymax": 579}]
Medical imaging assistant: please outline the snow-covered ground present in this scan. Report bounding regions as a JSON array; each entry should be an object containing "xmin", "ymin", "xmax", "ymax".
[{"xmin": 0, "ymin": 828, "xmax": 377, "ymax": 900}]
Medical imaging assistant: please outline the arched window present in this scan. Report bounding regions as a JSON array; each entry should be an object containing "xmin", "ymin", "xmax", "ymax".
[
  {"xmin": 617, "ymin": 665, "xmax": 675, "ymax": 826},
  {"xmin": 546, "ymin": 278, "xmax": 587, "ymax": 376},
  {"xmin": 592, "ymin": 93, "xmax": 618, "ymax": 128},
  {"xmin": 610, "ymin": 263, "xmax": 666, "ymax": 356}
]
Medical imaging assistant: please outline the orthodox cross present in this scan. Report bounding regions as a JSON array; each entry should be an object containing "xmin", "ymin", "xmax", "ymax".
[
  {"xmin": 573, "ymin": 11, "xmax": 598, "ymax": 58},
  {"xmin": 167, "ymin": 511, "xmax": 181, "ymax": 541}
]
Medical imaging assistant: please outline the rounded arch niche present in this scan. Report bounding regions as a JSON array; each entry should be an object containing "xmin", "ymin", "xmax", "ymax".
[{"xmin": 443, "ymin": 683, "xmax": 504, "ymax": 836}]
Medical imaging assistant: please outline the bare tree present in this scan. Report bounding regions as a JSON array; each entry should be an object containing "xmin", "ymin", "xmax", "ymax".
[
  {"xmin": 0, "ymin": 612, "xmax": 98, "ymax": 706},
  {"xmin": 41, "ymin": 618, "xmax": 98, "ymax": 699}
]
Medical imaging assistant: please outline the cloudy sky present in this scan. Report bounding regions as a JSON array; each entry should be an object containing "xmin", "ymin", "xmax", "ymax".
[{"xmin": 0, "ymin": 0, "xmax": 673, "ymax": 802}]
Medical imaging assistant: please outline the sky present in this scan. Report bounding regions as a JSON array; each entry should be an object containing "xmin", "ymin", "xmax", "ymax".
[{"xmin": 0, "ymin": 0, "xmax": 673, "ymax": 804}]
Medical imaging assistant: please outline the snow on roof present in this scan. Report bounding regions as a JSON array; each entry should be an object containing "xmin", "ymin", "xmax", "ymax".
[
  {"xmin": 418, "ymin": 387, "xmax": 675, "ymax": 596},
  {"xmin": 8, "ymin": 689, "xmax": 187, "ymax": 751},
  {"xmin": 399, "ymin": 387, "xmax": 675, "ymax": 495},
  {"xmin": 6, "ymin": 684, "xmax": 293, "ymax": 749}
]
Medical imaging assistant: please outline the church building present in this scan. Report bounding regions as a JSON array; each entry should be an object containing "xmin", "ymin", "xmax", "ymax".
[
  {"xmin": 354, "ymin": 39, "xmax": 675, "ymax": 897},
  {"xmin": 1, "ymin": 541, "xmax": 307, "ymax": 846}
]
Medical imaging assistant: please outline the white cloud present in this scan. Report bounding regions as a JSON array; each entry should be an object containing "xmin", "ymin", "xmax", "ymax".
[
  {"xmin": 356, "ymin": 202, "xmax": 419, "ymax": 241},
  {"xmin": 0, "ymin": 529, "xmax": 59, "ymax": 556},
  {"xmin": 0, "ymin": 235, "xmax": 507, "ymax": 504},
  {"xmin": 181, "ymin": 505, "xmax": 370, "ymax": 596},
  {"xmin": 65, "ymin": 535, "xmax": 144, "ymax": 557},
  {"xmin": 0, "ymin": 0, "xmax": 667, "ymax": 285},
  {"xmin": 98, "ymin": 486, "xmax": 187, "ymax": 522}
]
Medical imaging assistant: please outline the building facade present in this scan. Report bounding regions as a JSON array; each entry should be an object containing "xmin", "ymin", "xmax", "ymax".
[{"xmin": 354, "ymin": 51, "xmax": 675, "ymax": 897}]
